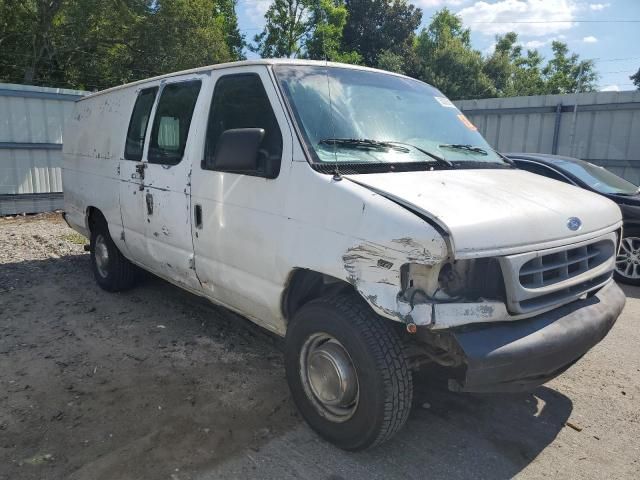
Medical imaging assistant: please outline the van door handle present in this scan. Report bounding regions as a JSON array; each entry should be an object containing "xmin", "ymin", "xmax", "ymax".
[
  {"xmin": 146, "ymin": 192, "xmax": 153, "ymax": 215},
  {"xmin": 194, "ymin": 204, "xmax": 203, "ymax": 229},
  {"xmin": 135, "ymin": 163, "xmax": 146, "ymax": 179}
]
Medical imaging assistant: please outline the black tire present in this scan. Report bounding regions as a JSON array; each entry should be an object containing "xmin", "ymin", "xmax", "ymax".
[
  {"xmin": 285, "ymin": 293, "xmax": 413, "ymax": 451},
  {"xmin": 614, "ymin": 228, "xmax": 640, "ymax": 286},
  {"xmin": 90, "ymin": 218, "xmax": 136, "ymax": 292}
]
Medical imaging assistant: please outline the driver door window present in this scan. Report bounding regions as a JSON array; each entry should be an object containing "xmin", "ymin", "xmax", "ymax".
[{"xmin": 204, "ymin": 74, "xmax": 283, "ymax": 178}]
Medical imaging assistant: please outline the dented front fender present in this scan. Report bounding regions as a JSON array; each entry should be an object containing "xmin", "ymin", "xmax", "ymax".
[
  {"xmin": 342, "ymin": 239, "xmax": 442, "ymax": 324},
  {"xmin": 282, "ymin": 164, "xmax": 449, "ymax": 328}
]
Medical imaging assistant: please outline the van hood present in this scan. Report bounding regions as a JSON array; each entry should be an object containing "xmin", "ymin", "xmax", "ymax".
[{"xmin": 345, "ymin": 169, "xmax": 622, "ymax": 257}]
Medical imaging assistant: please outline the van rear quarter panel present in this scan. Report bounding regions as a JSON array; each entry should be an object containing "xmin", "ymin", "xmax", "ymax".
[{"xmin": 63, "ymin": 87, "xmax": 137, "ymax": 243}]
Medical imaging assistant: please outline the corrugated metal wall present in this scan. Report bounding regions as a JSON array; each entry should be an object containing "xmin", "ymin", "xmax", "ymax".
[
  {"xmin": 0, "ymin": 83, "xmax": 86, "ymax": 215},
  {"xmin": 455, "ymin": 90, "xmax": 640, "ymax": 184}
]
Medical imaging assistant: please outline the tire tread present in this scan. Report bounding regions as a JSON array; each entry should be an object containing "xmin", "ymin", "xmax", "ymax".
[
  {"xmin": 304, "ymin": 293, "xmax": 413, "ymax": 448},
  {"xmin": 90, "ymin": 220, "xmax": 136, "ymax": 292}
]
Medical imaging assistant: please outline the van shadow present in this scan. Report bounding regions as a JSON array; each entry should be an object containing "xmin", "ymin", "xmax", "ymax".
[
  {"xmin": 403, "ymin": 373, "xmax": 572, "ymax": 479},
  {"xmin": 209, "ymin": 367, "xmax": 573, "ymax": 480},
  {"xmin": 620, "ymin": 282, "xmax": 640, "ymax": 300},
  {"xmin": 2, "ymin": 254, "xmax": 572, "ymax": 480}
]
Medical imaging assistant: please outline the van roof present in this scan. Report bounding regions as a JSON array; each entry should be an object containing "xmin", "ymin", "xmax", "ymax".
[{"xmin": 79, "ymin": 59, "xmax": 413, "ymax": 101}]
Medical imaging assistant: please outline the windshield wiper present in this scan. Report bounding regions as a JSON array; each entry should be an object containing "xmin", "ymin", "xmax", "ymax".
[
  {"xmin": 318, "ymin": 138, "xmax": 454, "ymax": 168},
  {"xmin": 319, "ymin": 138, "xmax": 408, "ymax": 152},
  {"xmin": 439, "ymin": 143, "xmax": 488, "ymax": 156}
]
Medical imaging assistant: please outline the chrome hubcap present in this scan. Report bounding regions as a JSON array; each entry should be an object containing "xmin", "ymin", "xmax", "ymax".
[
  {"xmin": 94, "ymin": 234, "xmax": 110, "ymax": 278},
  {"xmin": 616, "ymin": 236, "xmax": 640, "ymax": 280},
  {"xmin": 300, "ymin": 333, "xmax": 359, "ymax": 422}
]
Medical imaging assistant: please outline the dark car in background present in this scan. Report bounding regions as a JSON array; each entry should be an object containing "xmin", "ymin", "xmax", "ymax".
[{"xmin": 507, "ymin": 153, "xmax": 640, "ymax": 285}]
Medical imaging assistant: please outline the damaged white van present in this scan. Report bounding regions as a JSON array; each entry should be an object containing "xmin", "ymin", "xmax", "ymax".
[{"xmin": 63, "ymin": 60, "xmax": 625, "ymax": 451}]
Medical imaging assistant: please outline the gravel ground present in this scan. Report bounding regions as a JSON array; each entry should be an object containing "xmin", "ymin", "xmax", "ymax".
[{"xmin": 0, "ymin": 213, "xmax": 639, "ymax": 480}]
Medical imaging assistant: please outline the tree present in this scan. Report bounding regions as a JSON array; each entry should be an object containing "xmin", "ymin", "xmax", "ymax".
[
  {"xmin": 304, "ymin": 0, "xmax": 360, "ymax": 63},
  {"xmin": 629, "ymin": 67, "xmax": 640, "ymax": 90},
  {"xmin": 0, "ymin": 0, "xmax": 242, "ymax": 90},
  {"xmin": 376, "ymin": 49, "xmax": 405, "ymax": 74},
  {"xmin": 542, "ymin": 41, "xmax": 598, "ymax": 94},
  {"xmin": 0, "ymin": 0, "xmax": 64, "ymax": 84},
  {"xmin": 53, "ymin": 0, "xmax": 150, "ymax": 90},
  {"xmin": 483, "ymin": 32, "xmax": 519, "ymax": 95},
  {"xmin": 414, "ymin": 8, "xmax": 494, "ymax": 100},
  {"xmin": 412, "ymin": 9, "xmax": 598, "ymax": 99},
  {"xmin": 135, "ymin": 0, "xmax": 234, "ymax": 74},
  {"xmin": 341, "ymin": 0, "xmax": 422, "ymax": 68},
  {"xmin": 251, "ymin": 0, "xmax": 359, "ymax": 62},
  {"xmin": 484, "ymin": 32, "xmax": 546, "ymax": 97},
  {"xmin": 217, "ymin": 0, "xmax": 245, "ymax": 60},
  {"xmin": 250, "ymin": 0, "xmax": 311, "ymax": 58},
  {"xmin": 510, "ymin": 49, "xmax": 546, "ymax": 96}
]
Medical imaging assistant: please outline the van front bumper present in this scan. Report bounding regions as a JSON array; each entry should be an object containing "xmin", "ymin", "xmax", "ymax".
[{"xmin": 444, "ymin": 279, "xmax": 625, "ymax": 392}]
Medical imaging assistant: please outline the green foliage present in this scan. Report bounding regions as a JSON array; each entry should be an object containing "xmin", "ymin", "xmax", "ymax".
[
  {"xmin": 413, "ymin": 9, "xmax": 598, "ymax": 99},
  {"xmin": 62, "ymin": 232, "xmax": 87, "ymax": 245},
  {"xmin": 304, "ymin": 0, "xmax": 360, "ymax": 63},
  {"xmin": 0, "ymin": 0, "xmax": 65, "ymax": 85},
  {"xmin": 376, "ymin": 50, "xmax": 405, "ymax": 74},
  {"xmin": 483, "ymin": 33, "xmax": 597, "ymax": 97},
  {"xmin": 0, "ymin": 0, "xmax": 603, "ymax": 99},
  {"xmin": 136, "ymin": 0, "xmax": 234, "ymax": 73},
  {"xmin": 0, "ymin": 0, "xmax": 244, "ymax": 90},
  {"xmin": 340, "ymin": 0, "xmax": 422, "ymax": 68},
  {"xmin": 250, "ymin": 0, "xmax": 359, "ymax": 62},
  {"xmin": 484, "ymin": 32, "xmax": 546, "ymax": 96},
  {"xmin": 414, "ymin": 8, "xmax": 494, "ymax": 100},
  {"xmin": 217, "ymin": 0, "xmax": 245, "ymax": 60},
  {"xmin": 249, "ymin": 0, "xmax": 311, "ymax": 58},
  {"xmin": 542, "ymin": 41, "xmax": 598, "ymax": 94}
]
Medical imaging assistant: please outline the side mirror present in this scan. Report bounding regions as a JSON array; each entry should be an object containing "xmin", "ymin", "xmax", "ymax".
[{"xmin": 212, "ymin": 128, "xmax": 265, "ymax": 172}]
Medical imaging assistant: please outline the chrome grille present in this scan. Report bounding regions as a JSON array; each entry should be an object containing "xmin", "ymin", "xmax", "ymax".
[{"xmin": 519, "ymin": 241, "xmax": 609, "ymax": 289}]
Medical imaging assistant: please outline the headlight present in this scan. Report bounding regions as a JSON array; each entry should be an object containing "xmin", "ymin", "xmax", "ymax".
[{"xmin": 400, "ymin": 258, "xmax": 506, "ymax": 304}]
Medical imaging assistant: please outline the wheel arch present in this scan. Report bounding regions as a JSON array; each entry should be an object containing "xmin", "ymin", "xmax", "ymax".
[
  {"xmin": 281, "ymin": 268, "xmax": 356, "ymax": 323},
  {"xmin": 85, "ymin": 206, "xmax": 106, "ymax": 233}
]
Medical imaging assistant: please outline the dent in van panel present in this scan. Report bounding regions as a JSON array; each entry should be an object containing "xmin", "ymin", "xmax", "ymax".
[{"xmin": 342, "ymin": 238, "xmax": 444, "ymax": 325}]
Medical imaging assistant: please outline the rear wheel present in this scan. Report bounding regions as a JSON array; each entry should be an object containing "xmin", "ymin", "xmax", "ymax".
[
  {"xmin": 615, "ymin": 229, "xmax": 640, "ymax": 286},
  {"xmin": 285, "ymin": 294, "xmax": 413, "ymax": 451},
  {"xmin": 90, "ymin": 219, "xmax": 136, "ymax": 291}
]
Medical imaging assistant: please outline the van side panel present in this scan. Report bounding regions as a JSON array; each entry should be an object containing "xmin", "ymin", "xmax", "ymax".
[{"xmin": 63, "ymin": 88, "xmax": 138, "ymax": 250}]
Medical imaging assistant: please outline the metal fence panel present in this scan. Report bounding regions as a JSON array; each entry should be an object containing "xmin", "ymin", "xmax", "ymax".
[
  {"xmin": 0, "ymin": 83, "xmax": 86, "ymax": 214},
  {"xmin": 456, "ymin": 91, "xmax": 640, "ymax": 184}
]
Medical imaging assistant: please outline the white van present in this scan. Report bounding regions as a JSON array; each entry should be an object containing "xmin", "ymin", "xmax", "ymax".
[{"xmin": 63, "ymin": 59, "xmax": 625, "ymax": 450}]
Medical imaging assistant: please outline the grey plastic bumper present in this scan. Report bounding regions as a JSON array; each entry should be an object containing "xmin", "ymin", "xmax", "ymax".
[{"xmin": 448, "ymin": 280, "xmax": 625, "ymax": 393}]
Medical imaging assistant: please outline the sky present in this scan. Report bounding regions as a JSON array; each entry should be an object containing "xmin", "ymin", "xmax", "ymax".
[{"xmin": 234, "ymin": 0, "xmax": 640, "ymax": 92}]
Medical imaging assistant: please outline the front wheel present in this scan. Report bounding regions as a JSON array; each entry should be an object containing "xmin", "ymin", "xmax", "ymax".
[
  {"xmin": 614, "ymin": 230, "xmax": 640, "ymax": 286},
  {"xmin": 285, "ymin": 294, "xmax": 413, "ymax": 451}
]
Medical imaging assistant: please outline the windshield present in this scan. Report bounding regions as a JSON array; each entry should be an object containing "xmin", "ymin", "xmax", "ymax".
[
  {"xmin": 555, "ymin": 159, "xmax": 639, "ymax": 195},
  {"xmin": 274, "ymin": 65, "xmax": 507, "ymax": 167}
]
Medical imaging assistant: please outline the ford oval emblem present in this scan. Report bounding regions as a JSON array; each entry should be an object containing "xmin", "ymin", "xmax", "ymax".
[{"xmin": 567, "ymin": 217, "xmax": 582, "ymax": 231}]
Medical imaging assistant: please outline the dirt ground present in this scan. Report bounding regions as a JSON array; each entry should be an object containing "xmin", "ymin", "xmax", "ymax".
[{"xmin": 1, "ymin": 213, "xmax": 639, "ymax": 480}]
